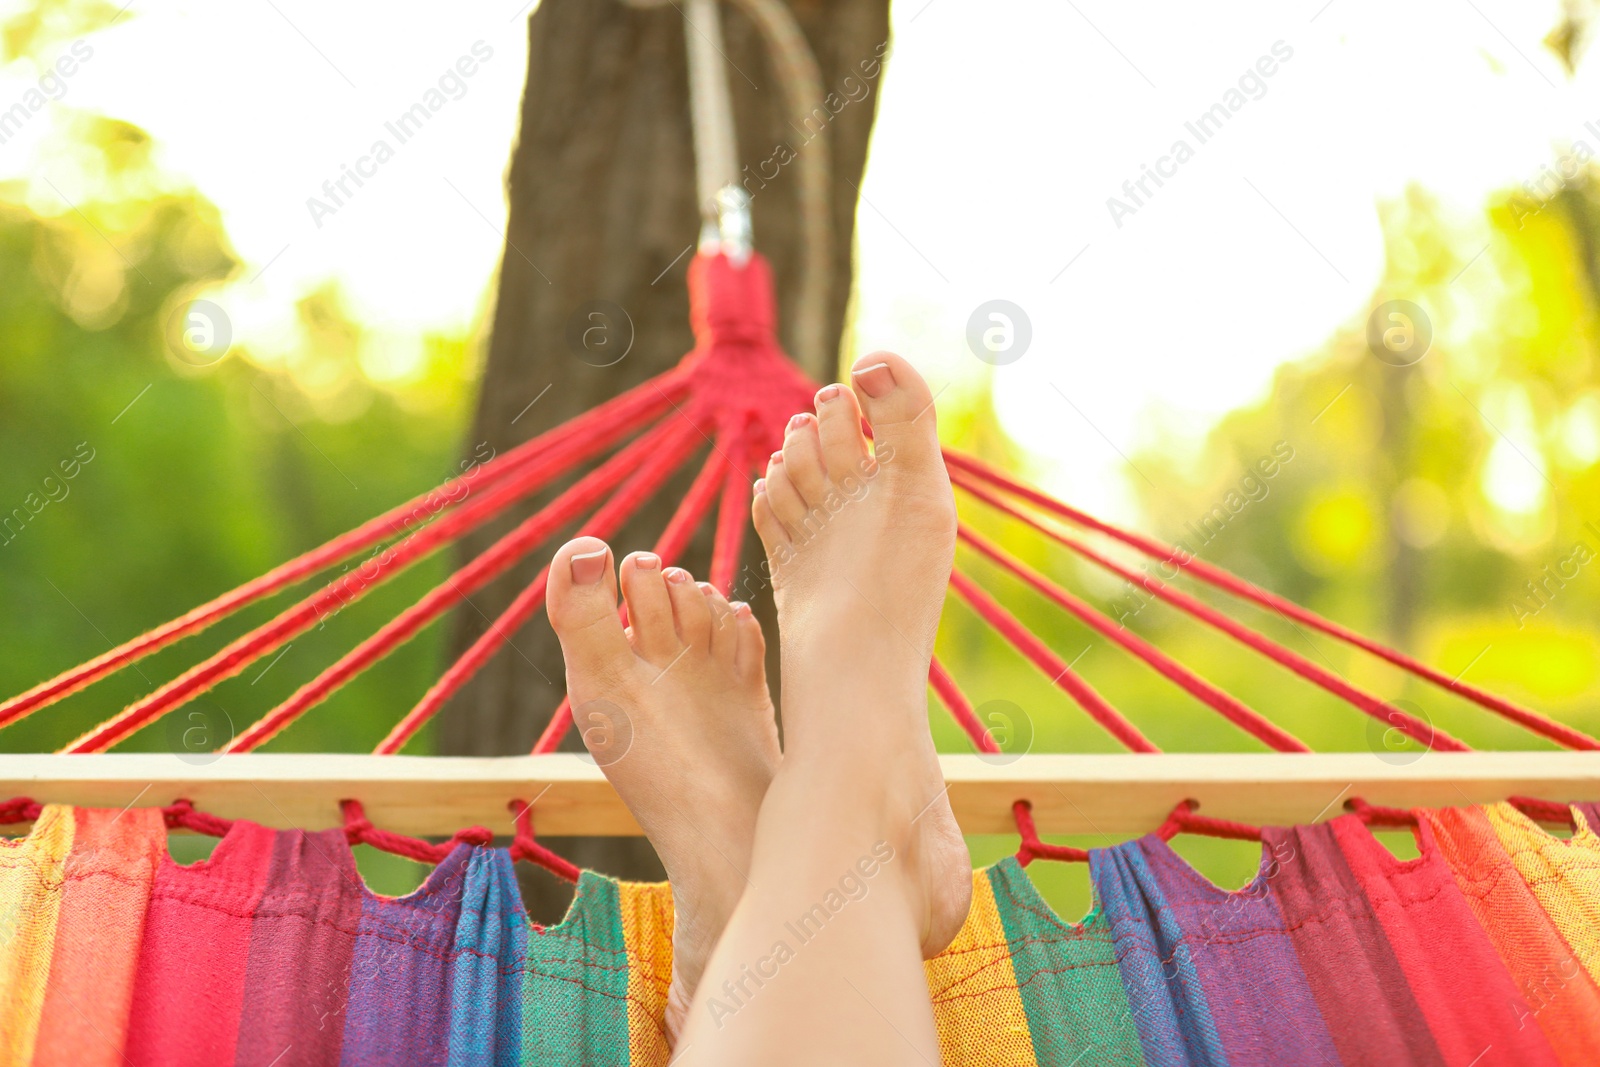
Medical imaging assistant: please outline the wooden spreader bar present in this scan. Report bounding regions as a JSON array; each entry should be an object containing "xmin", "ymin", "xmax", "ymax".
[{"xmin": 1, "ymin": 752, "xmax": 1595, "ymax": 838}]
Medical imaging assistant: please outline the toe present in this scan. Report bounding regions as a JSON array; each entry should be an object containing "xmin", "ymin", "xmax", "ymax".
[
  {"xmin": 619, "ymin": 551, "xmax": 681, "ymax": 664},
  {"xmin": 779, "ymin": 413, "xmax": 829, "ymax": 504},
  {"xmin": 761, "ymin": 453, "xmax": 811, "ymax": 536},
  {"xmin": 730, "ymin": 601, "xmax": 767, "ymax": 685},
  {"xmin": 700, "ymin": 582, "xmax": 738, "ymax": 661},
  {"xmin": 813, "ymin": 383, "xmax": 871, "ymax": 482},
  {"xmin": 665, "ymin": 567, "xmax": 713, "ymax": 649},
  {"xmin": 751, "ymin": 479, "xmax": 791, "ymax": 557},
  {"xmin": 849, "ymin": 352, "xmax": 942, "ymax": 471},
  {"xmin": 546, "ymin": 538, "xmax": 633, "ymax": 682}
]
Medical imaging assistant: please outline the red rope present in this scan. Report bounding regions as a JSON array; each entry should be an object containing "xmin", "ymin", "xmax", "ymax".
[
  {"xmin": 709, "ymin": 440, "xmax": 753, "ymax": 593},
  {"xmin": 1154, "ymin": 800, "xmax": 1193, "ymax": 839},
  {"xmin": 946, "ymin": 450, "xmax": 1596, "ymax": 751},
  {"xmin": 531, "ymin": 439, "xmax": 733, "ymax": 755},
  {"xmin": 0, "ymin": 792, "xmax": 573, "ymax": 877},
  {"xmin": 927, "ymin": 656, "xmax": 1002, "ymax": 754},
  {"xmin": 1013, "ymin": 800, "xmax": 1089, "ymax": 866},
  {"xmin": 228, "ymin": 417, "xmax": 692, "ymax": 753},
  {"xmin": 1, "ymin": 370, "xmax": 688, "ymax": 733},
  {"xmin": 947, "ymin": 570, "xmax": 1159, "ymax": 753},
  {"xmin": 653, "ymin": 443, "xmax": 739, "ymax": 566},
  {"xmin": 958, "ymin": 525, "xmax": 1309, "ymax": 754},
  {"xmin": 0, "ymin": 797, "xmax": 42, "ymax": 824},
  {"xmin": 509, "ymin": 798, "xmax": 581, "ymax": 882},
  {"xmin": 1510, "ymin": 795, "xmax": 1577, "ymax": 828},
  {"xmin": 0, "ymin": 796, "xmax": 235, "ymax": 835},
  {"xmin": 1339, "ymin": 795, "xmax": 1575, "ymax": 832},
  {"xmin": 1155, "ymin": 798, "xmax": 1263, "ymax": 842},
  {"xmin": 339, "ymin": 798, "xmax": 496, "ymax": 865},
  {"xmin": 377, "ymin": 419, "xmax": 704, "ymax": 755},
  {"xmin": 60, "ymin": 400, "xmax": 674, "ymax": 755},
  {"xmin": 952, "ymin": 473, "xmax": 1464, "ymax": 753},
  {"xmin": 1346, "ymin": 796, "xmax": 1417, "ymax": 827},
  {"xmin": 533, "ymin": 704, "xmax": 576, "ymax": 758},
  {"xmin": 162, "ymin": 798, "xmax": 235, "ymax": 838}
]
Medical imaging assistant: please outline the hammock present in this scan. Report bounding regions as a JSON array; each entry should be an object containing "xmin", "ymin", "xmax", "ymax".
[{"xmin": 2, "ymin": 3, "xmax": 1596, "ymax": 1066}]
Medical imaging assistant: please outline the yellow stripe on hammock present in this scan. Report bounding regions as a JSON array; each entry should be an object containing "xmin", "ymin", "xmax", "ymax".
[
  {"xmin": 924, "ymin": 867, "xmax": 1039, "ymax": 1067},
  {"xmin": 619, "ymin": 880, "xmax": 675, "ymax": 1067},
  {"xmin": 0, "ymin": 805, "xmax": 75, "ymax": 1067},
  {"xmin": 1484, "ymin": 802, "xmax": 1600, "ymax": 986}
]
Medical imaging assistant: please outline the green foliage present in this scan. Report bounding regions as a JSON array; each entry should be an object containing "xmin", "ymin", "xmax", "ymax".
[{"xmin": 0, "ymin": 114, "xmax": 475, "ymax": 758}]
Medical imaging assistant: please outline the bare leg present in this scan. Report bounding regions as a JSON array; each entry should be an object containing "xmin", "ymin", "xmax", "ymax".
[{"xmin": 676, "ymin": 352, "xmax": 969, "ymax": 1064}]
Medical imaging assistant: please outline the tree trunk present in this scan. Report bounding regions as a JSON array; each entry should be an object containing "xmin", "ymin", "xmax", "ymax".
[{"xmin": 439, "ymin": 0, "xmax": 890, "ymax": 922}]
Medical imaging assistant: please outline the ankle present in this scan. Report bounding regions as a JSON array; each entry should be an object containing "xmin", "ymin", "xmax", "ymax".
[
  {"xmin": 765, "ymin": 752, "xmax": 931, "ymax": 850},
  {"xmin": 779, "ymin": 662, "xmax": 931, "ymax": 727}
]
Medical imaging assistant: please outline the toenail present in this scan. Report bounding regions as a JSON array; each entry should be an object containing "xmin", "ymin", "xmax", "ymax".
[
  {"xmin": 664, "ymin": 567, "xmax": 691, "ymax": 584},
  {"xmin": 569, "ymin": 548, "xmax": 609, "ymax": 585},
  {"xmin": 787, "ymin": 413, "xmax": 810, "ymax": 431},
  {"xmin": 731, "ymin": 601, "xmax": 752, "ymax": 616},
  {"xmin": 696, "ymin": 581, "xmax": 715, "ymax": 596},
  {"xmin": 753, "ymin": 478, "xmax": 766, "ymax": 494},
  {"xmin": 852, "ymin": 361, "xmax": 894, "ymax": 398},
  {"xmin": 634, "ymin": 552, "xmax": 661, "ymax": 570},
  {"xmin": 769, "ymin": 451, "xmax": 784, "ymax": 465},
  {"xmin": 816, "ymin": 383, "xmax": 843, "ymax": 404}
]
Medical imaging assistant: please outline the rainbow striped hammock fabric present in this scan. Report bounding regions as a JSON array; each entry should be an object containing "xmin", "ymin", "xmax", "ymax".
[{"xmin": 3, "ymin": 803, "xmax": 1600, "ymax": 1066}]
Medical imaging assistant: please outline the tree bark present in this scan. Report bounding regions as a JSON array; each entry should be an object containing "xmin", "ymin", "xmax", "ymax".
[{"xmin": 439, "ymin": 0, "xmax": 890, "ymax": 922}]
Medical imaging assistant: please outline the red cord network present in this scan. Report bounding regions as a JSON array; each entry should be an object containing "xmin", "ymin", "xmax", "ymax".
[{"xmin": 2, "ymin": 249, "xmax": 1589, "ymax": 880}]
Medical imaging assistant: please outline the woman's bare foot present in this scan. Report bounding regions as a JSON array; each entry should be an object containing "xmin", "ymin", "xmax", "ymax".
[
  {"xmin": 546, "ymin": 539, "xmax": 780, "ymax": 1040},
  {"xmin": 750, "ymin": 351, "xmax": 971, "ymax": 958}
]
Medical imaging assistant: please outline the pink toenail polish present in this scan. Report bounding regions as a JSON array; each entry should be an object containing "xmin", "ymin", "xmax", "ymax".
[
  {"xmin": 696, "ymin": 581, "xmax": 716, "ymax": 596},
  {"xmin": 769, "ymin": 451, "xmax": 784, "ymax": 465},
  {"xmin": 788, "ymin": 413, "xmax": 810, "ymax": 431},
  {"xmin": 569, "ymin": 548, "xmax": 609, "ymax": 585},
  {"xmin": 663, "ymin": 567, "xmax": 691, "ymax": 584},
  {"xmin": 852, "ymin": 361, "xmax": 893, "ymax": 398},
  {"xmin": 731, "ymin": 601, "xmax": 752, "ymax": 616},
  {"xmin": 816, "ymin": 384, "xmax": 843, "ymax": 404},
  {"xmin": 753, "ymin": 478, "xmax": 766, "ymax": 494},
  {"xmin": 634, "ymin": 552, "xmax": 661, "ymax": 570}
]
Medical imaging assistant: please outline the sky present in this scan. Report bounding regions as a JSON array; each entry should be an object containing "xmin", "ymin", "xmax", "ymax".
[{"xmin": 0, "ymin": 0, "xmax": 1587, "ymax": 520}]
